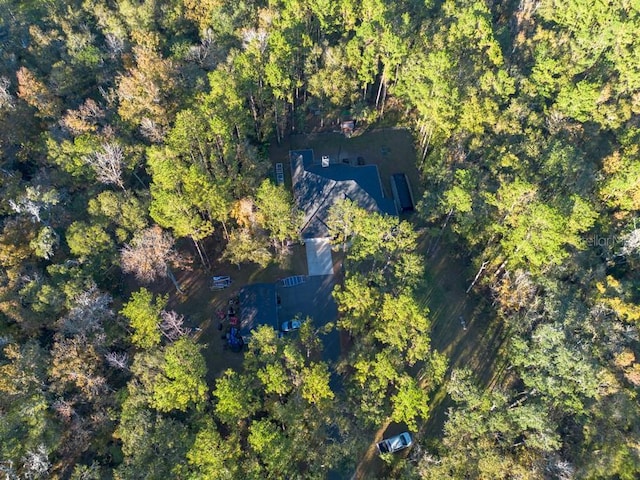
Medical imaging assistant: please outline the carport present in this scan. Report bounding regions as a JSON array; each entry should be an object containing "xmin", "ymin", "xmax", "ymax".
[{"xmin": 305, "ymin": 238, "xmax": 334, "ymax": 276}]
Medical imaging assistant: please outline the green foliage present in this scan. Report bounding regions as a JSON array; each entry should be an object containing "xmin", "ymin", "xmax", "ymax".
[
  {"xmin": 213, "ymin": 369, "xmax": 260, "ymax": 425},
  {"xmin": 301, "ymin": 362, "xmax": 334, "ymax": 405},
  {"xmin": 115, "ymin": 392, "xmax": 192, "ymax": 479},
  {"xmin": 441, "ymin": 170, "xmax": 473, "ymax": 215},
  {"xmin": 255, "ymin": 180, "xmax": 302, "ymax": 251},
  {"xmin": 65, "ymin": 220, "xmax": 116, "ymax": 273},
  {"xmin": 30, "ymin": 226, "xmax": 59, "ymax": 259},
  {"xmin": 46, "ymin": 133, "xmax": 99, "ymax": 178},
  {"xmin": 147, "ymin": 147, "xmax": 219, "ymax": 242},
  {"xmin": 578, "ymin": 390, "xmax": 640, "ymax": 479},
  {"xmin": 3, "ymin": 0, "xmax": 640, "ymax": 476},
  {"xmin": 376, "ymin": 292, "xmax": 431, "ymax": 365},
  {"xmin": 598, "ymin": 138, "xmax": 640, "ymax": 215},
  {"xmin": 87, "ymin": 191, "xmax": 149, "ymax": 242},
  {"xmin": 66, "ymin": 221, "xmax": 113, "ymax": 258},
  {"xmin": 335, "ymin": 205, "xmax": 423, "ymax": 289},
  {"xmin": 422, "ymin": 368, "xmax": 561, "ymax": 478},
  {"xmin": 186, "ymin": 419, "xmax": 241, "ymax": 480},
  {"xmin": 0, "ymin": 341, "xmax": 59, "ymax": 464},
  {"xmin": 120, "ymin": 288, "xmax": 167, "ymax": 349},
  {"xmin": 511, "ymin": 325, "xmax": 600, "ymax": 414},
  {"xmin": 152, "ymin": 337, "xmax": 208, "ymax": 412},
  {"xmin": 222, "ymin": 228, "xmax": 272, "ymax": 268},
  {"xmin": 485, "ymin": 180, "xmax": 597, "ymax": 274},
  {"xmin": 390, "ymin": 375, "xmax": 429, "ymax": 431},
  {"xmin": 247, "ymin": 419, "xmax": 292, "ymax": 477},
  {"xmin": 326, "ymin": 198, "xmax": 363, "ymax": 250}
]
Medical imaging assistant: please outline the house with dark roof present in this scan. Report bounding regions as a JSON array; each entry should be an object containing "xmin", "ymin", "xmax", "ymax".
[{"xmin": 290, "ymin": 149, "xmax": 397, "ymax": 240}]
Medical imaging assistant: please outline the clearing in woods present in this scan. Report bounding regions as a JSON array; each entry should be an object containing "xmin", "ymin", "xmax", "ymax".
[
  {"xmin": 125, "ymin": 129, "xmax": 507, "ymax": 479},
  {"xmin": 132, "ymin": 239, "xmax": 309, "ymax": 385},
  {"xmin": 134, "ymin": 128, "xmax": 423, "ymax": 386}
]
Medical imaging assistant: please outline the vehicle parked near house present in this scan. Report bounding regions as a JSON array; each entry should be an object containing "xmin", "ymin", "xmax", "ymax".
[
  {"xmin": 281, "ymin": 320, "xmax": 301, "ymax": 332},
  {"xmin": 376, "ymin": 432, "xmax": 413, "ymax": 454}
]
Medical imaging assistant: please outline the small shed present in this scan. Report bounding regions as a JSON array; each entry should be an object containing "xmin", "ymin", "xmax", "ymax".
[{"xmin": 390, "ymin": 173, "xmax": 415, "ymax": 212}]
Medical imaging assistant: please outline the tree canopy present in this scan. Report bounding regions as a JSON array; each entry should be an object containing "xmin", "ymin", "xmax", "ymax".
[{"xmin": 1, "ymin": 0, "xmax": 640, "ymax": 478}]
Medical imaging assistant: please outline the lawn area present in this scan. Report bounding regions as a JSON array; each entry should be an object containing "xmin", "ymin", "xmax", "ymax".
[{"xmin": 415, "ymin": 239, "xmax": 511, "ymax": 440}]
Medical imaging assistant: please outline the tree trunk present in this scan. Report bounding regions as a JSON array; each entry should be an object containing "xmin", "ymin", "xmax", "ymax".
[
  {"xmin": 419, "ymin": 124, "xmax": 434, "ymax": 172},
  {"xmin": 166, "ymin": 267, "xmax": 184, "ymax": 294},
  {"xmin": 429, "ymin": 208, "xmax": 454, "ymax": 255},
  {"xmin": 132, "ymin": 170, "xmax": 146, "ymax": 189},
  {"xmin": 275, "ymin": 103, "xmax": 281, "ymax": 144},
  {"xmin": 375, "ymin": 72, "xmax": 385, "ymax": 109},
  {"xmin": 221, "ymin": 219, "xmax": 230, "ymax": 241},
  {"xmin": 467, "ymin": 261, "xmax": 489, "ymax": 294},
  {"xmin": 192, "ymin": 237, "xmax": 210, "ymax": 269}
]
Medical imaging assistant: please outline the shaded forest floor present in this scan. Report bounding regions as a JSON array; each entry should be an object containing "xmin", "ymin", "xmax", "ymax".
[{"xmin": 417, "ymin": 239, "xmax": 510, "ymax": 437}]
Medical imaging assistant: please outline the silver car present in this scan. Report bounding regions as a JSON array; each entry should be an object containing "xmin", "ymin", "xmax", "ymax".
[
  {"xmin": 376, "ymin": 432, "xmax": 413, "ymax": 454},
  {"xmin": 281, "ymin": 320, "xmax": 301, "ymax": 332}
]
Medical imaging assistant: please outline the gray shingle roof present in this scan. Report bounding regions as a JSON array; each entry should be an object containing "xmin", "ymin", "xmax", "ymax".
[{"xmin": 290, "ymin": 149, "xmax": 397, "ymax": 239}]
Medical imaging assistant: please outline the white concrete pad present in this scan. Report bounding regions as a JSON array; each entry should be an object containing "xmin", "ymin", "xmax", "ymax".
[{"xmin": 305, "ymin": 238, "xmax": 334, "ymax": 276}]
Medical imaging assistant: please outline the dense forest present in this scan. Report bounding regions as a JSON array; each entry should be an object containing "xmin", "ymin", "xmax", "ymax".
[{"xmin": 1, "ymin": 0, "xmax": 639, "ymax": 478}]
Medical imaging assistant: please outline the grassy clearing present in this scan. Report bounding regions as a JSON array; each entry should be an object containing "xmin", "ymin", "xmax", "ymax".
[
  {"xmin": 353, "ymin": 235, "xmax": 510, "ymax": 479},
  {"xmin": 267, "ymin": 128, "xmax": 509, "ymax": 477},
  {"xmin": 415, "ymin": 238, "xmax": 510, "ymax": 442}
]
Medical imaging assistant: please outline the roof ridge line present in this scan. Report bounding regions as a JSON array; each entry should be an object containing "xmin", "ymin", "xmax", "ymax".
[{"xmin": 299, "ymin": 178, "xmax": 339, "ymax": 236}]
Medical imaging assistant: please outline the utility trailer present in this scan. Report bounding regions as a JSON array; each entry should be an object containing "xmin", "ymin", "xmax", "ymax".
[{"xmin": 210, "ymin": 276, "xmax": 232, "ymax": 290}]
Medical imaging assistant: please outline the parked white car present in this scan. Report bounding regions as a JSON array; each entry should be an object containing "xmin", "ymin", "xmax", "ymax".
[{"xmin": 376, "ymin": 432, "xmax": 412, "ymax": 454}]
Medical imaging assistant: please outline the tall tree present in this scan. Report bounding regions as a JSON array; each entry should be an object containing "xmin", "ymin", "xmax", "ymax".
[
  {"xmin": 151, "ymin": 337, "xmax": 208, "ymax": 413},
  {"xmin": 120, "ymin": 226, "xmax": 183, "ymax": 293},
  {"xmin": 254, "ymin": 180, "xmax": 303, "ymax": 253},
  {"xmin": 120, "ymin": 288, "xmax": 167, "ymax": 350}
]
